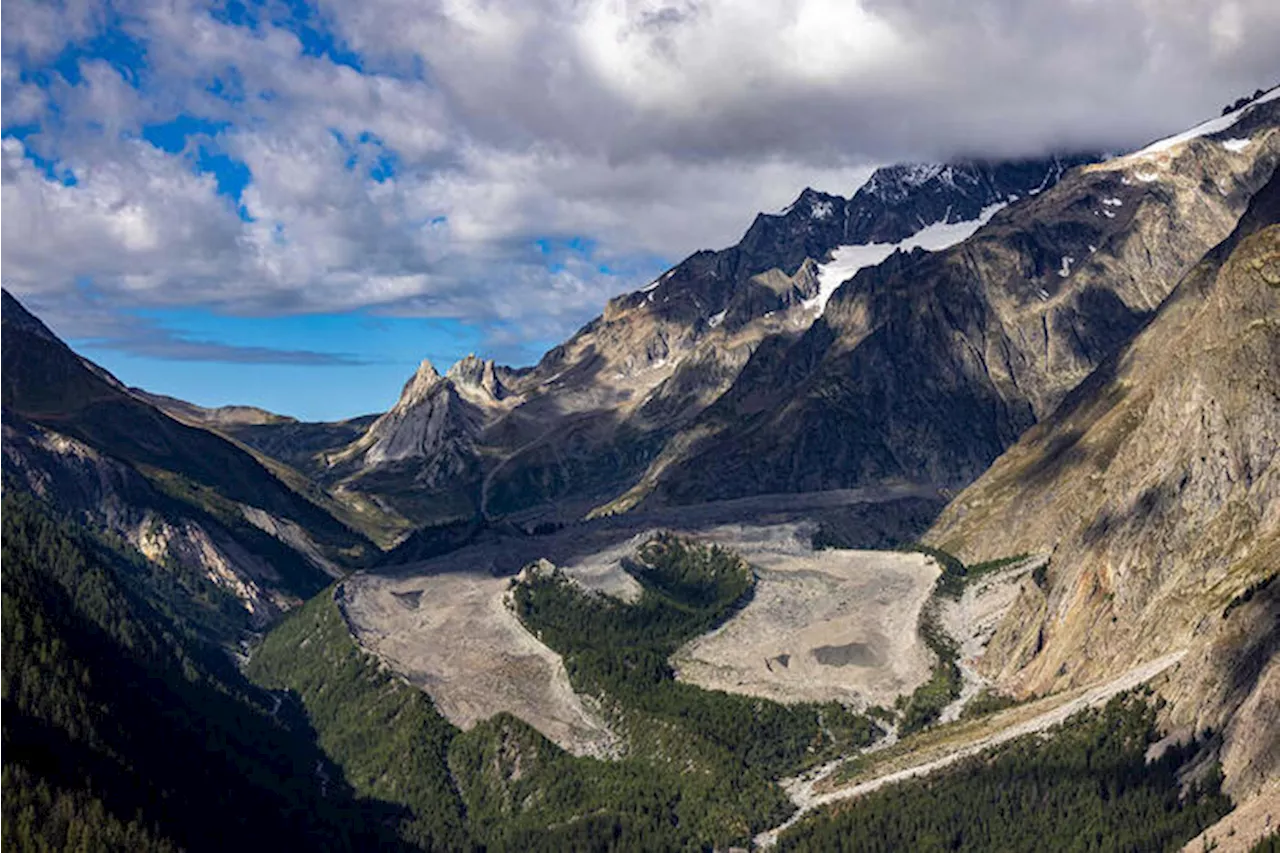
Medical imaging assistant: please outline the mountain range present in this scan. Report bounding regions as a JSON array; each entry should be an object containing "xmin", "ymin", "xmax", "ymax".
[{"xmin": 3, "ymin": 87, "xmax": 1279, "ymax": 852}]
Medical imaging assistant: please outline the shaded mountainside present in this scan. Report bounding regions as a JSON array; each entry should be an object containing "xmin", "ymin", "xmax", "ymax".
[
  {"xmin": 315, "ymin": 156, "xmax": 1098, "ymax": 525},
  {"xmin": 0, "ymin": 492, "xmax": 413, "ymax": 852},
  {"xmin": 627, "ymin": 94, "xmax": 1280, "ymax": 509},
  {"xmin": 135, "ymin": 393, "xmax": 408, "ymax": 549},
  {"xmin": 925, "ymin": 168, "xmax": 1280, "ymax": 800},
  {"xmin": 1, "ymin": 291, "xmax": 376, "ymax": 628}
]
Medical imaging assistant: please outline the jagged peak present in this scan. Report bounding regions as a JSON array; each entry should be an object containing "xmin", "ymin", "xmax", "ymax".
[
  {"xmin": 857, "ymin": 163, "xmax": 952, "ymax": 203},
  {"xmin": 779, "ymin": 186, "xmax": 844, "ymax": 217},
  {"xmin": 393, "ymin": 358, "xmax": 445, "ymax": 410},
  {"xmin": 448, "ymin": 353, "xmax": 508, "ymax": 403},
  {"xmin": 446, "ymin": 353, "xmax": 489, "ymax": 383}
]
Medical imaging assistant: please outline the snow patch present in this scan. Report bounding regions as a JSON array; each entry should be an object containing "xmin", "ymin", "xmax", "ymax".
[
  {"xmin": 707, "ymin": 309, "xmax": 727, "ymax": 329},
  {"xmin": 1102, "ymin": 197, "xmax": 1123, "ymax": 207},
  {"xmin": 1221, "ymin": 137, "xmax": 1251, "ymax": 153},
  {"xmin": 810, "ymin": 200, "xmax": 834, "ymax": 220},
  {"xmin": 1058, "ymin": 256, "xmax": 1075, "ymax": 278},
  {"xmin": 641, "ymin": 269, "xmax": 674, "ymax": 293},
  {"xmin": 1129, "ymin": 88, "xmax": 1277, "ymax": 157},
  {"xmin": 804, "ymin": 201, "xmax": 1007, "ymax": 317}
]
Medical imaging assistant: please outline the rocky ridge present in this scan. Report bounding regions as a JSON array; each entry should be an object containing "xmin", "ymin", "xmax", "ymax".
[
  {"xmin": 0, "ymin": 291, "xmax": 373, "ymax": 630},
  {"xmin": 620, "ymin": 93, "xmax": 1280, "ymax": 510}
]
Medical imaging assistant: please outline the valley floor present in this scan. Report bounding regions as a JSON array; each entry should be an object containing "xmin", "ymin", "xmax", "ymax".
[{"xmin": 671, "ymin": 527, "xmax": 936, "ymax": 708}]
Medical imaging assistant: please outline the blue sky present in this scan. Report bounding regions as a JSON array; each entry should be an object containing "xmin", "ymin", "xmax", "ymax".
[
  {"xmin": 4, "ymin": 0, "xmax": 1275, "ymax": 420},
  {"xmin": 76, "ymin": 310, "xmax": 505, "ymax": 420}
]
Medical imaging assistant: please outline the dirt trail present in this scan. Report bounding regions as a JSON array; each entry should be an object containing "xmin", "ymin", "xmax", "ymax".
[{"xmin": 754, "ymin": 650, "xmax": 1187, "ymax": 848}]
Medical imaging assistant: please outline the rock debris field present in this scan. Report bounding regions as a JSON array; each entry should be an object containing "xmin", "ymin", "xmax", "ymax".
[
  {"xmin": 671, "ymin": 524, "xmax": 937, "ymax": 709},
  {"xmin": 340, "ymin": 486, "xmax": 945, "ymax": 756}
]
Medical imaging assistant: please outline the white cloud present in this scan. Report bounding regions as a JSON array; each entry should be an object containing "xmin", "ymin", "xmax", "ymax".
[{"xmin": 2, "ymin": 0, "xmax": 1278, "ymax": 361}]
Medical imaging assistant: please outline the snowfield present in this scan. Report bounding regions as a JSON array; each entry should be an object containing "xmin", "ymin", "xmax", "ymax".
[{"xmin": 804, "ymin": 201, "xmax": 1007, "ymax": 316}]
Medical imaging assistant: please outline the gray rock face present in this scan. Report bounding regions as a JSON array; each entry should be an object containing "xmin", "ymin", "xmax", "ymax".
[
  {"xmin": 325, "ymin": 359, "xmax": 491, "ymax": 500},
  {"xmin": 925, "ymin": 169, "xmax": 1280, "ymax": 797}
]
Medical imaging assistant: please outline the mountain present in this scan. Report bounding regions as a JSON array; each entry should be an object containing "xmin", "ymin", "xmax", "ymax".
[
  {"xmin": 321, "ymin": 357, "xmax": 509, "ymax": 523},
  {"xmin": 0, "ymin": 491, "xmax": 425, "ymax": 852},
  {"xmin": 5, "ymin": 88, "xmax": 1279, "ymax": 853},
  {"xmin": 1, "ymin": 291, "xmax": 375, "ymax": 630},
  {"xmin": 614, "ymin": 91, "xmax": 1280, "ymax": 511},
  {"xmin": 925, "ymin": 168, "xmax": 1280, "ymax": 802},
  {"xmin": 314, "ymin": 93, "xmax": 1279, "ymax": 530},
  {"xmin": 130, "ymin": 388, "xmax": 296, "ymax": 427},
  {"xmin": 319, "ymin": 155, "xmax": 1100, "ymax": 526}
]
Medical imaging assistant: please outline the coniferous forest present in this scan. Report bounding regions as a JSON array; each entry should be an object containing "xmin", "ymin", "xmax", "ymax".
[{"xmin": 777, "ymin": 693, "xmax": 1231, "ymax": 852}]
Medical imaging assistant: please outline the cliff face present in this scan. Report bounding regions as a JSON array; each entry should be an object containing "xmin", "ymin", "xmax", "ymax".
[{"xmin": 925, "ymin": 171, "xmax": 1280, "ymax": 797}]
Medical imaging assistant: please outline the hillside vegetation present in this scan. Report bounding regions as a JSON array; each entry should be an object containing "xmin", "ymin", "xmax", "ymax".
[
  {"xmin": 779, "ymin": 693, "xmax": 1231, "ymax": 852},
  {"xmin": 513, "ymin": 533, "xmax": 884, "ymax": 778},
  {"xmin": 0, "ymin": 492, "xmax": 404, "ymax": 852}
]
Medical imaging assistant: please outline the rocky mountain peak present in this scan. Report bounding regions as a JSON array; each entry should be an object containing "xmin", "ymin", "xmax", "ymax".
[
  {"xmin": 782, "ymin": 187, "xmax": 843, "ymax": 220},
  {"xmin": 447, "ymin": 354, "xmax": 507, "ymax": 402},
  {"xmin": 394, "ymin": 359, "xmax": 444, "ymax": 410},
  {"xmin": 857, "ymin": 163, "xmax": 950, "ymax": 203}
]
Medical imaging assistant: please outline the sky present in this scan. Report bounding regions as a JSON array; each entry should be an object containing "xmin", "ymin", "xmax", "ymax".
[{"xmin": 2, "ymin": 0, "xmax": 1278, "ymax": 421}]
